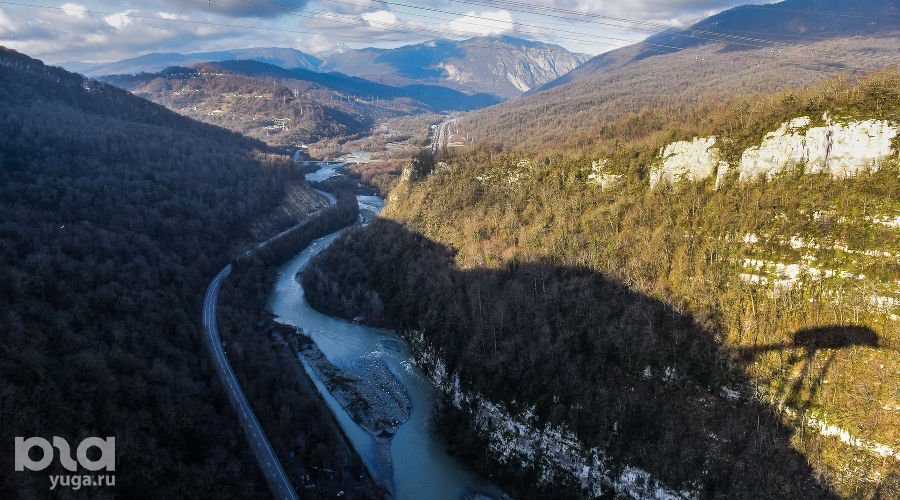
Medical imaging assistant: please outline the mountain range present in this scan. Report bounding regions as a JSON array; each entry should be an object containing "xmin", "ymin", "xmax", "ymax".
[
  {"xmin": 316, "ymin": 36, "xmax": 589, "ymax": 98},
  {"xmin": 59, "ymin": 47, "xmax": 322, "ymax": 76},
  {"xmin": 101, "ymin": 59, "xmax": 501, "ymax": 149},
  {"xmin": 61, "ymin": 37, "xmax": 588, "ymax": 99}
]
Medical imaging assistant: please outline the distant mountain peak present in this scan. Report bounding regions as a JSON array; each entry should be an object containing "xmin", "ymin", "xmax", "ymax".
[{"xmin": 317, "ymin": 37, "xmax": 589, "ymax": 98}]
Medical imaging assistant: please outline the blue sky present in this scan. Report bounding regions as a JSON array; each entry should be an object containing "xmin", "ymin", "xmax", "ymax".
[{"xmin": 0, "ymin": 0, "xmax": 768, "ymax": 63}]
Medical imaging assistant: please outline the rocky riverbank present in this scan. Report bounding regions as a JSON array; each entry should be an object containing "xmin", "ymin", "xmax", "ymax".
[{"xmin": 295, "ymin": 333, "xmax": 412, "ymax": 438}]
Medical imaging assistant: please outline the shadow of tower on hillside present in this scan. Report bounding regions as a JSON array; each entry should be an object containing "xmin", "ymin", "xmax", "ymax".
[{"xmin": 733, "ymin": 325, "xmax": 879, "ymax": 411}]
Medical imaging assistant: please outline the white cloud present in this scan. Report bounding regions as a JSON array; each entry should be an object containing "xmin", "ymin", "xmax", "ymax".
[
  {"xmin": 446, "ymin": 10, "xmax": 514, "ymax": 36},
  {"xmin": 0, "ymin": 0, "xmax": 765, "ymax": 63},
  {"xmin": 60, "ymin": 3, "xmax": 87, "ymax": 19},
  {"xmin": 157, "ymin": 12, "xmax": 188, "ymax": 21},
  {"xmin": 361, "ymin": 10, "xmax": 398, "ymax": 29},
  {"xmin": 0, "ymin": 5, "xmax": 236, "ymax": 64},
  {"xmin": 292, "ymin": 33, "xmax": 341, "ymax": 55},
  {"xmin": 0, "ymin": 8, "xmax": 15, "ymax": 36},
  {"xmin": 104, "ymin": 11, "xmax": 135, "ymax": 30}
]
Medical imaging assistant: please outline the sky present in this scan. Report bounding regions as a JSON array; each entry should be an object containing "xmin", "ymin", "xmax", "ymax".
[{"xmin": 0, "ymin": 0, "xmax": 772, "ymax": 64}]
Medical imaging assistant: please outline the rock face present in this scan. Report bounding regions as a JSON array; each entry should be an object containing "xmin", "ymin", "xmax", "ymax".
[
  {"xmin": 651, "ymin": 115, "xmax": 899, "ymax": 189},
  {"xmin": 298, "ymin": 337, "xmax": 411, "ymax": 437},
  {"xmin": 250, "ymin": 181, "xmax": 330, "ymax": 239},
  {"xmin": 404, "ymin": 329, "xmax": 694, "ymax": 499},
  {"xmin": 437, "ymin": 37, "xmax": 589, "ymax": 96},
  {"xmin": 735, "ymin": 115, "xmax": 898, "ymax": 181},
  {"xmin": 650, "ymin": 137, "xmax": 725, "ymax": 189},
  {"xmin": 587, "ymin": 159, "xmax": 622, "ymax": 190},
  {"xmin": 320, "ymin": 36, "xmax": 589, "ymax": 98}
]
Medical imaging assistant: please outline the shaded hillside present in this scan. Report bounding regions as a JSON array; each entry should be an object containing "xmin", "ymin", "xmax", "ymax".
[
  {"xmin": 460, "ymin": 33, "xmax": 900, "ymax": 151},
  {"xmin": 0, "ymin": 47, "xmax": 364, "ymax": 498},
  {"xmin": 304, "ymin": 219, "xmax": 844, "ymax": 499},
  {"xmin": 318, "ymin": 36, "xmax": 589, "ymax": 98}
]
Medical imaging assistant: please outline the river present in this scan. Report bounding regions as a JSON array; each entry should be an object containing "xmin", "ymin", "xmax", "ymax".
[{"xmin": 268, "ymin": 188, "xmax": 504, "ymax": 499}]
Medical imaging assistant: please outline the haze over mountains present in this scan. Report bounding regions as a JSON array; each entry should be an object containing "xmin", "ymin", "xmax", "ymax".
[
  {"xmin": 64, "ymin": 36, "xmax": 588, "ymax": 99},
  {"xmin": 60, "ymin": 47, "xmax": 323, "ymax": 76},
  {"xmin": 539, "ymin": 0, "xmax": 900, "ymax": 92}
]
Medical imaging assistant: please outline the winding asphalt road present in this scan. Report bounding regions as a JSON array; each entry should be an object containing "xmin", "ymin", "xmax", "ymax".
[
  {"xmin": 203, "ymin": 264, "xmax": 299, "ymax": 500},
  {"xmin": 202, "ymin": 187, "xmax": 337, "ymax": 499}
]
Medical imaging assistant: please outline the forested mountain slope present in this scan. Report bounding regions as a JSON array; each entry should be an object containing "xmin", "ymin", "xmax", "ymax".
[
  {"xmin": 211, "ymin": 59, "xmax": 501, "ymax": 112},
  {"xmin": 458, "ymin": 31, "xmax": 900, "ymax": 151},
  {"xmin": 640, "ymin": 0, "xmax": 900, "ymax": 60},
  {"xmin": 0, "ymin": 47, "xmax": 355, "ymax": 497},
  {"xmin": 540, "ymin": 0, "xmax": 900, "ymax": 92},
  {"xmin": 104, "ymin": 60, "xmax": 500, "ymax": 149},
  {"xmin": 103, "ymin": 63, "xmax": 367, "ymax": 149},
  {"xmin": 461, "ymin": 0, "xmax": 900, "ymax": 151},
  {"xmin": 303, "ymin": 72, "xmax": 900, "ymax": 498}
]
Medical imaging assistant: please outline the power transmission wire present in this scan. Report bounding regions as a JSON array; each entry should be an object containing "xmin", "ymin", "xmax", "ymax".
[
  {"xmin": 0, "ymin": 0, "xmax": 893, "ymax": 77},
  {"xmin": 229, "ymin": 0, "xmax": 895, "ymax": 76},
  {"xmin": 0, "ymin": 1, "xmax": 408, "ymax": 43},
  {"xmin": 447, "ymin": 0, "xmax": 899, "ymax": 49},
  {"xmin": 220, "ymin": 0, "xmax": 896, "ymax": 75},
  {"xmin": 739, "ymin": 3, "xmax": 900, "ymax": 20},
  {"xmin": 312, "ymin": 0, "xmax": 777, "ymax": 49},
  {"xmin": 221, "ymin": 0, "xmax": 687, "ymax": 52},
  {"xmin": 445, "ymin": 0, "xmax": 805, "ymax": 44},
  {"xmin": 223, "ymin": 0, "xmax": 869, "ymax": 77},
  {"xmin": 230, "ymin": 0, "xmax": 780, "ymax": 51},
  {"xmin": 0, "ymin": 0, "xmax": 660, "ymax": 58}
]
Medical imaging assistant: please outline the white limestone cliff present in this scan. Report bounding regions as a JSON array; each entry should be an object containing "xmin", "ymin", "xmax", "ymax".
[
  {"xmin": 736, "ymin": 114, "xmax": 898, "ymax": 181},
  {"xmin": 650, "ymin": 137, "xmax": 726, "ymax": 189},
  {"xmin": 404, "ymin": 329, "xmax": 695, "ymax": 499},
  {"xmin": 651, "ymin": 115, "xmax": 898, "ymax": 189}
]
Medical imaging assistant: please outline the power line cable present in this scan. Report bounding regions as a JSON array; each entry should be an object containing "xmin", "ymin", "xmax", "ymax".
[
  {"xmin": 311, "ymin": 0, "xmax": 778, "ymax": 49},
  {"xmin": 221, "ymin": 0, "xmax": 892, "ymax": 75},
  {"xmin": 221, "ymin": 0, "xmax": 680, "ymax": 51},
  {"xmin": 0, "ymin": 1, "xmax": 891, "ymax": 78},
  {"xmin": 447, "ymin": 0, "xmax": 898, "ymax": 44}
]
